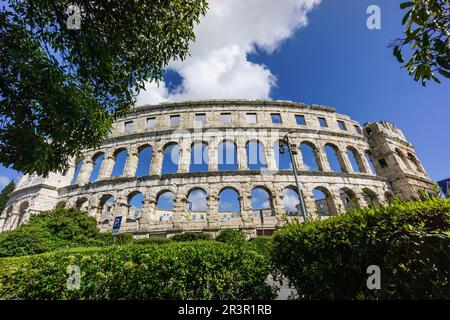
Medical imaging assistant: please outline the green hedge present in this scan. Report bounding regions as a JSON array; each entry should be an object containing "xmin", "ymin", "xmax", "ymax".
[
  {"xmin": 216, "ymin": 229, "xmax": 246, "ymax": 244},
  {"xmin": 0, "ymin": 242, "xmax": 275, "ymax": 300},
  {"xmin": 132, "ymin": 237, "xmax": 172, "ymax": 245},
  {"xmin": 271, "ymin": 197, "xmax": 450, "ymax": 299},
  {"xmin": 171, "ymin": 232, "xmax": 212, "ymax": 242},
  {"xmin": 0, "ymin": 208, "xmax": 133, "ymax": 257}
]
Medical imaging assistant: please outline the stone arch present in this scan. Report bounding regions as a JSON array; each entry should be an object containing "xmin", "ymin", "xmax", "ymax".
[
  {"xmin": 111, "ymin": 148, "xmax": 129, "ymax": 177},
  {"xmin": 187, "ymin": 188, "xmax": 208, "ymax": 212},
  {"xmin": 161, "ymin": 142, "xmax": 180, "ymax": 174},
  {"xmin": 99, "ymin": 194, "xmax": 115, "ymax": 217},
  {"xmin": 273, "ymin": 140, "xmax": 293, "ymax": 171},
  {"xmin": 218, "ymin": 140, "xmax": 238, "ymax": 171},
  {"xmin": 346, "ymin": 146, "xmax": 364, "ymax": 173},
  {"xmin": 282, "ymin": 186, "xmax": 301, "ymax": 215},
  {"xmin": 128, "ymin": 191, "xmax": 144, "ymax": 219},
  {"xmin": 339, "ymin": 187, "xmax": 360, "ymax": 210},
  {"xmin": 218, "ymin": 187, "xmax": 241, "ymax": 217},
  {"xmin": 312, "ymin": 187, "xmax": 337, "ymax": 215},
  {"xmin": 135, "ymin": 145, "xmax": 153, "ymax": 177},
  {"xmin": 300, "ymin": 141, "xmax": 322, "ymax": 172},
  {"xmin": 75, "ymin": 197, "xmax": 89, "ymax": 211},
  {"xmin": 89, "ymin": 151, "xmax": 105, "ymax": 182},
  {"xmin": 71, "ymin": 159, "xmax": 84, "ymax": 184},
  {"xmin": 407, "ymin": 152, "xmax": 424, "ymax": 173},
  {"xmin": 246, "ymin": 140, "xmax": 267, "ymax": 170},
  {"xmin": 190, "ymin": 141, "xmax": 209, "ymax": 173},
  {"xmin": 156, "ymin": 190, "xmax": 175, "ymax": 212},
  {"xmin": 251, "ymin": 186, "xmax": 274, "ymax": 216},
  {"xmin": 362, "ymin": 188, "xmax": 380, "ymax": 208},
  {"xmin": 324, "ymin": 143, "xmax": 345, "ymax": 173}
]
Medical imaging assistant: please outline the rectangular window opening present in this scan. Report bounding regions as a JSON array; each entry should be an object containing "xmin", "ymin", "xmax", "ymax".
[
  {"xmin": 318, "ymin": 117, "xmax": 328, "ymax": 128},
  {"xmin": 170, "ymin": 115, "xmax": 180, "ymax": 127},
  {"xmin": 246, "ymin": 113, "xmax": 257, "ymax": 124},
  {"xmin": 271, "ymin": 113, "xmax": 282, "ymax": 124},
  {"xmin": 295, "ymin": 115, "xmax": 306, "ymax": 126}
]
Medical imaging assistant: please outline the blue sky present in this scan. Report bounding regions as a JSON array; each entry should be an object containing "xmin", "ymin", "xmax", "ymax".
[{"xmin": 0, "ymin": 0, "xmax": 448, "ymax": 193}]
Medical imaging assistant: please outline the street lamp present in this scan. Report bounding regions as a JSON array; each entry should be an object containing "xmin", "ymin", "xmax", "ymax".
[{"xmin": 279, "ymin": 132, "xmax": 308, "ymax": 222}]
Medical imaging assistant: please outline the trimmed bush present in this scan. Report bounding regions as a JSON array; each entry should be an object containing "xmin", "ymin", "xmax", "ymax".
[
  {"xmin": 216, "ymin": 229, "xmax": 246, "ymax": 244},
  {"xmin": 0, "ymin": 242, "xmax": 276, "ymax": 300},
  {"xmin": 248, "ymin": 237, "xmax": 272, "ymax": 256},
  {"xmin": 133, "ymin": 237, "xmax": 172, "ymax": 245},
  {"xmin": 171, "ymin": 232, "xmax": 212, "ymax": 242},
  {"xmin": 0, "ymin": 208, "xmax": 133, "ymax": 257},
  {"xmin": 271, "ymin": 197, "xmax": 450, "ymax": 299}
]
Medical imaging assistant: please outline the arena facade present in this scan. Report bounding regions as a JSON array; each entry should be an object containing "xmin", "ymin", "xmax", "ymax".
[{"xmin": 0, "ymin": 100, "xmax": 434, "ymax": 237}]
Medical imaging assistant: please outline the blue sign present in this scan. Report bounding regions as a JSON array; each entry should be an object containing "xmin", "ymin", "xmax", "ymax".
[
  {"xmin": 112, "ymin": 216, "xmax": 122, "ymax": 235},
  {"xmin": 438, "ymin": 178, "xmax": 450, "ymax": 198}
]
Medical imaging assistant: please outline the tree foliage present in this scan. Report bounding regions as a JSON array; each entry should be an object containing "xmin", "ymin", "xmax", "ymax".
[
  {"xmin": 393, "ymin": 0, "xmax": 450, "ymax": 86},
  {"xmin": 0, "ymin": 0, "xmax": 208, "ymax": 175},
  {"xmin": 0, "ymin": 181, "xmax": 15, "ymax": 213}
]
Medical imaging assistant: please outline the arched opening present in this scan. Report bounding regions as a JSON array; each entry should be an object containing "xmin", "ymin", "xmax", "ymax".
[
  {"xmin": 407, "ymin": 152, "xmax": 423, "ymax": 173},
  {"xmin": 251, "ymin": 187, "xmax": 274, "ymax": 218},
  {"xmin": 187, "ymin": 188, "xmax": 208, "ymax": 221},
  {"xmin": 71, "ymin": 159, "xmax": 83, "ymax": 184},
  {"xmin": 324, "ymin": 144, "xmax": 344, "ymax": 172},
  {"xmin": 339, "ymin": 188, "xmax": 359, "ymax": 210},
  {"xmin": 99, "ymin": 195, "xmax": 115, "ymax": 218},
  {"xmin": 218, "ymin": 188, "xmax": 241, "ymax": 220},
  {"xmin": 365, "ymin": 151, "xmax": 377, "ymax": 175},
  {"xmin": 346, "ymin": 147, "xmax": 363, "ymax": 173},
  {"xmin": 156, "ymin": 191, "xmax": 175, "ymax": 221},
  {"xmin": 274, "ymin": 140, "xmax": 293, "ymax": 171},
  {"xmin": 362, "ymin": 188, "xmax": 380, "ymax": 208},
  {"xmin": 396, "ymin": 148, "xmax": 412, "ymax": 170},
  {"xmin": 313, "ymin": 187, "xmax": 337, "ymax": 215},
  {"xmin": 300, "ymin": 142, "xmax": 321, "ymax": 172},
  {"xmin": 218, "ymin": 141, "xmax": 238, "ymax": 171},
  {"xmin": 111, "ymin": 148, "xmax": 128, "ymax": 177},
  {"xmin": 246, "ymin": 140, "xmax": 267, "ymax": 170},
  {"xmin": 89, "ymin": 152, "xmax": 105, "ymax": 182},
  {"xmin": 128, "ymin": 192, "xmax": 144, "ymax": 219},
  {"xmin": 17, "ymin": 201, "xmax": 29, "ymax": 226},
  {"xmin": 190, "ymin": 142, "xmax": 209, "ymax": 173},
  {"xmin": 135, "ymin": 146, "xmax": 153, "ymax": 177},
  {"xmin": 75, "ymin": 197, "xmax": 89, "ymax": 212},
  {"xmin": 162, "ymin": 143, "xmax": 179, "ymax": 174},
  {"xmin": 282, "ymin": 187, "xmax": 301, "ymax": 215}
]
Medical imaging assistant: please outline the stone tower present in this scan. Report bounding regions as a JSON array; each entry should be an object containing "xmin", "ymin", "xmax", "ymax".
[{"xmin": 363, "ymin": 121, "xmax": 434, "ymax": 199}]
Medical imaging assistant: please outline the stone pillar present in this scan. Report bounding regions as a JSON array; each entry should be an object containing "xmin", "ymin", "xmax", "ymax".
[
  {"xmin": 98, "ymin": 152, "xmax": 115, "ymax": 179},
  {"xmin": 265, "ymin": 139, "xmax": 278, "ymax": 171},
  {"xmin": 150, "ymin": 147, "xmax": 163, "ymax": 176},
  {"xmin": 178, "ymin": 139, "xmax": 190, "ymax": 173},
  {"xmin": 124, "ymin": 146, "xmax": 139, "ymax": 177},
  {"xmin": 303, "ymin": 189, "xmax": 318, "ymax": 221},
  {"xmin": 274, "ymin": 192, "xmax": 285, "ymax": 222},
  {"xmin": 317, "ymin": 146, "xmax": 331, "ymax": 172},
  {"xmin": 295, "ymin": 144, "xmax": 307, "ymax": 171},
  {"xmin": 241, "ymin": 190, "xmax": 254, "ymax": 227},
  {"xmin": 338, "ymin": 149, "xmax": 351, "ymax": 173},
  {"xmin": 208, "ymin": 140, "xmax": 218, "ymax": 172},
  {"xmin": 88, "ymin": 197, "xmax": 100, "ymax": 220},
  {"xmin": 206, "ymin": 194, "xmax": 219, "ymax": 229},
  {"xmin": 65, "ymin": 158, "xmax": 76, "ymax": 180},
  {"xmin": 237, "ymin": 138, "xmax": 247, "ymax": 170},
  {"xmin": 76, "ymin": 158, "xmax": 93, "ymax": 185},
  {"xmin": 173, "ymin": 196, "xmax": 186, "ymax": 229},
  {"xmin": 139, "ymin": 197, "xmax": 155, "ymax": 230},
  {"xmin": 356, "ymin": 149, "xmax": 370, "ymax": 174}
]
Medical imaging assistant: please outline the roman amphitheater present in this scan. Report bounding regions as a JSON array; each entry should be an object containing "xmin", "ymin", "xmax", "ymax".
[{"xmin": 0, "ymin": 100, "xmax": 434, "ymax": 237}]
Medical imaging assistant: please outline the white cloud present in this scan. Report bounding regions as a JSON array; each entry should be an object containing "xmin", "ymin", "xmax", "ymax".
[
  {"xmin": 136, "ymin": 0, "xmax": 320, "ymax": 105},
  {"xmin": 188, "ymin": 190, "xmax": 208, "ymax": 212}
]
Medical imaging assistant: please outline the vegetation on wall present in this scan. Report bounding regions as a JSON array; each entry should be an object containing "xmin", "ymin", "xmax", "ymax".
[
  {"xmin": 271, "ymin": 196, "xmax": 450, "ymax": 299},
  {"xmin": 0, "ymin": 181, "xmax": 15, "ymax": 213}
]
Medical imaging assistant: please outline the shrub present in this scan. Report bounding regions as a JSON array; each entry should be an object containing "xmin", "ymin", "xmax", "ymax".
[
  {"xmin": 271, "ymin": 197, "xmax": 450, "ymax": 299},
  {"xmin": 216, "ymin": 229, "xmax": 246, "ymax": 244},
  {"xmin": 0, "ymin": 242, "xmax": 276, "ymax": 300},
  {"xmin": 133, "ymin": 237, "xmax": 172, "ymax": 245},
  {"xmin": 248, "ymin": 237, "xmax": 272, "ymax": 256},
  {"xmin": 0, "ymin": 208, "xmax": 132, "ymax": 257},
  {"xmin": 171, "ymin": 232, "xmax": 212, "ymax": 242}
]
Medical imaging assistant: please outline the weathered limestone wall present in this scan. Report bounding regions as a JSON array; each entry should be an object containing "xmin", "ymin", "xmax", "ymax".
[{"xmin": 0, "ymin": 100, "xmax": 434, "ymax": 236}]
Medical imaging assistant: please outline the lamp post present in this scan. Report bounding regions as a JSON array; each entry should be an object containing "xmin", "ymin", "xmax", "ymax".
[{"xmin": 279, "ymin": 132, "xmax": 308, "ymax": 222}]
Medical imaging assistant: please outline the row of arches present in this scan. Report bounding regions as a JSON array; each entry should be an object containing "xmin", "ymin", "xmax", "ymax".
[
  {"xmin": 71, "ymin": 140, "xmax": 378, "ymax": 184},
  {"xmin": 73, "ymin": 185, "xmax": 389, "ymax": 223},
  {"xmin": 395, "ymin": 148, "xmax": 424, "ymax": 174}
]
